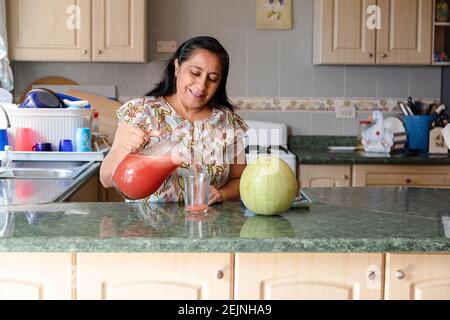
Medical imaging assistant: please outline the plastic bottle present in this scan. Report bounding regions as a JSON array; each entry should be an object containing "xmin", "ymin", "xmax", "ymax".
[
  {"xmin": 92, "ymin": 111, "xmax": 100, "ymax": 135},
  {"xmin": 1, "ymin": 145, "xmax": 12, "ymax": 170}
]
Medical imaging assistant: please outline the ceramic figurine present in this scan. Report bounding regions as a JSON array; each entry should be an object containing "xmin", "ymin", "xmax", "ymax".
[{"xmin": 361, "ymin": 111, "xmax": 394, "ymax": 153}]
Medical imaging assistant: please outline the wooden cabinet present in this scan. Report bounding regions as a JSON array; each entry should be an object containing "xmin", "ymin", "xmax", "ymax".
[
  {"xmin": 352, "ymin": 165, "xmax": 450, "ymax": 187},
  {"xmin": 7, "ymin": 0, "xmax": 148, "ymax": 62},
  {"xmin": 314, "ymin": 0, "xmax": 377, "ymax": 64},
  {"xmin": 314, "ymin": 0, "xmax": 433, "ymax": 64},
  {"xmin": 299, "ymin": 164, "xmax": 352, "ymax": 188},
  {"xmin": 76, "ymin": 253, "xmax": 232, "ymax": 300},
  {"xmin": 91, "ymin": 0, "xmax": 148, "ymax": 62},
  {"xmin": 235, "ymin": 253, "xmax": 383, "ymax": 300},
  {"xmin": 65, "ymin": 171, "xmax": 100, "ymax": 202},
  {"xmin": 385, "ymin": 254, "xmax": 450, "ymax": 300},
  {"xmin": 0, "ymin": 253, "xmax": 73, "ymax": 300}
]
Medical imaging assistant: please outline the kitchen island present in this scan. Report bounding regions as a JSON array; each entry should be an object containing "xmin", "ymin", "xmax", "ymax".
[{"xmin": 1, "ymin": 187, "xmax": 449, "ymax": 300}]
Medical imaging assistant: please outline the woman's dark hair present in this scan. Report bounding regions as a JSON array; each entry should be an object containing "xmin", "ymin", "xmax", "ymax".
[{"xmin": 147, "ymin": 36, "xmax": 234, "ymax": 111}]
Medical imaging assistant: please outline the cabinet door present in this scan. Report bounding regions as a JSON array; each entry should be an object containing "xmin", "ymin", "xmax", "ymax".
[
  {"xmin": 313, "ymin": 0, "xmax": 377, "ymax": 64},
  {"xmin": 299, "ymin": 165, "xmax": 351, "ymax": 188},
  {"xmin": 77, "ymin": 253, "xmax": 231, "ymax": 300},
  {"xmin": 7, "ymin": 0, "xmax": 91, "ymax": 61},
  {"xmin": 65, "ymin": 172, "xmax": 99, "ymax": 202},
  {"xmin": 352, "ymin": 165, "xmax": 450, "ymax": 187},
  {"xmin": 235, "ymin": 253, "xmax": 383, "ymax": 300},
  {"xmin": 0, "ymin": 253, "xmax": 73, "ymax": 300},
  {"xmin": 377, "ymin": 0, "xmax": 432, "ymax": 64},
  {"xmin": 92, "ymin": 0, "xmax": 148, "ymax": 62},
  {"xmin": 385, "ymin": 254, "xmax": 450, "ymax": 300}
]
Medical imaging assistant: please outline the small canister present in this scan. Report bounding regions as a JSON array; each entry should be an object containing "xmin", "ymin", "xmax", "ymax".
[{"xmin": 75, "ymin": 127, "xmax": 92, "ymax": 152}]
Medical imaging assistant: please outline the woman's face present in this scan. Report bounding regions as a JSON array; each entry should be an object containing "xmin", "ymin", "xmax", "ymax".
[{"xmin": 174, "ymin": 48, "xmax": 222, "ymax": 109}]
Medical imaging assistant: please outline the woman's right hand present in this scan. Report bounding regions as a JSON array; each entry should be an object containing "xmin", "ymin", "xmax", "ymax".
[{"xmin": 112, "ymin": 121, "xmax": 157, "ymax": 155}]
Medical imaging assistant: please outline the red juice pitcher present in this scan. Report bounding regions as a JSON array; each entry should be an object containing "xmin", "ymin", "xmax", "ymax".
[{"xmin": 112, "ymin": 139, "xmax": 183, "ymax": 200}]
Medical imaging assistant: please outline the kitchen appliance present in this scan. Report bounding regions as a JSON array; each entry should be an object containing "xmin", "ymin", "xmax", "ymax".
[{"xmin": 244, "ymin": 120, "xmax": 297, "ymax": 177}]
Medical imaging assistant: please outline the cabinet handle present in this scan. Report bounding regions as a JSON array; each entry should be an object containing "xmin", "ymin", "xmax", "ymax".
[
  {"xmin": 367, "ymin": 270, "xmax": 376, "ymax": 281},
  {"xmin": 216, "ymin": 270, "xmax": 224, "ymax": 280},
  {"xmin": 82, "ymin": 50, "xmax": 88, "ymax": 55},
  {"xmin": 381, "ymin": 53, "xmax": 387, "ymax": 58},
  {"xmin": 368, "ymin": 53, "xmax": 374, "ymax": 58},
  {"xmin": 97, "ymin": 50, "xmax": 103, "ymax": 54},
  {"xmin": 343, "ymin": 175, "xmax": 349, "ymax": 180},
  {"xmin": 406, "ymin": 178, "xmax": 412, "ymax": 184},
  {"xmin": 395, "ymin": 270, "xmax": 405, "ymax": 280}
]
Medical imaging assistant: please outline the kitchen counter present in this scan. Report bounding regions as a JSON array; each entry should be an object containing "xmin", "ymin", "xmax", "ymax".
[
  {"xmin": 289, "ymin": 136, "xmax": 450, "ymax": 165},
  {"xmin": 0, "ymin": 187, "xmax": 449, "ymax": 253},
  {"xmin": 0, "ymin": 162, "xmax": 101, "ymax": 205}
]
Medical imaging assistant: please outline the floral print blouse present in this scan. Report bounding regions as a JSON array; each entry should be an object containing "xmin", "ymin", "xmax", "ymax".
[{"xmin": 117, "ymin": 96, "xmax": 248, "ymax": 203}]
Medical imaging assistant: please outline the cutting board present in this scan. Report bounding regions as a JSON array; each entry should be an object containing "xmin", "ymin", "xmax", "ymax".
[{"xmin": 66, "ymin": 90, "xmax": 121, "ymax": 143}]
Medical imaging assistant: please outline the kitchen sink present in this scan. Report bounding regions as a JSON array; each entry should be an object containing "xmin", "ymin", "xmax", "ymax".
[{"xmin": 0, "ymin": 161, "xmax": 94, "ymax": 179}]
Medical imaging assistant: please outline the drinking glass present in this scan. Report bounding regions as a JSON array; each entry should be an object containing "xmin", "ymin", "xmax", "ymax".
[
  {"xmin": 182, "ymin": 170, "xmax": 210, "ymax": 214},
  {"xmin": 15, "ymin": 128, "xmax": 35, "ymax": 151}
]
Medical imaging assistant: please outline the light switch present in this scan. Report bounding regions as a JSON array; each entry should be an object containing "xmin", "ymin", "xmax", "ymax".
[{"xmin": 157, "ymin": 41, "xmax": 177, "ymax": 53}]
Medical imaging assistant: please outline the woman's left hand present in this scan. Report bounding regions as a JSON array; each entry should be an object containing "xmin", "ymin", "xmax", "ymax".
[{"xmin": 208, "ymin": 186, "xmax": 223, "ymax": 205}]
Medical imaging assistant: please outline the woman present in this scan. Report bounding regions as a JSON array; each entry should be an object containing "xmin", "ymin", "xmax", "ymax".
[{"xmin": 100, "ymin": 36, "xmax": 248, "ymax": 205}]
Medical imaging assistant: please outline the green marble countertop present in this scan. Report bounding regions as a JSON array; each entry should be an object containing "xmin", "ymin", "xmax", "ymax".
[
  {"xmin": 289, "ymin": 136, "xmax": 450, "ymax": 165},
  {"xmin": 0, "ymin": 187, "xmax": 449, "ymax": 253}
]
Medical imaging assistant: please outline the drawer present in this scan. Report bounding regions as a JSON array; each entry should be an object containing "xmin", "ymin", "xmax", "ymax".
[{"xmin": 353, "ymin": 165, "xmax": 450, "ymax": 188}]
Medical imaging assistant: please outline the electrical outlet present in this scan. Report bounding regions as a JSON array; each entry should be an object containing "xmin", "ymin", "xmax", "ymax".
[
  {"xmin": 336, "ymin": 105, "xmax": 356, "ymax": 118},
  {"xmin": 157, "ymin": 41, "xmax": 177, "ymax": 53}
]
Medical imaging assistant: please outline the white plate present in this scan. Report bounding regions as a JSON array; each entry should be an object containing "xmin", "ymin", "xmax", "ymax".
[
  {"xmin": 384, "ymin": 117, "xmax": 406, "ymax": 135},
  {"xmin": 0, "ymin": 89, "xmax": 13, "ymax": 104},
  {"xmin": 327, "ymin": 146, "xmax": 357, "ymax": 151}
]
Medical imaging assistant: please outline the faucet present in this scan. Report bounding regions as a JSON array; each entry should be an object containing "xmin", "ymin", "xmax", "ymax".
[{"xmin": 0, "ymin": 104, "xmax": 11, "ymax": 128}]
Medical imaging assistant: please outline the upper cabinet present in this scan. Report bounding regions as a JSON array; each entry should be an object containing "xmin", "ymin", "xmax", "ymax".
[
  {"xmin": 7, "ymin": 0, "xmax": 148, "ymax": 63},
  {"xmin": 314, "ymin": 0, "xmax": 433, "ymax": 65}
]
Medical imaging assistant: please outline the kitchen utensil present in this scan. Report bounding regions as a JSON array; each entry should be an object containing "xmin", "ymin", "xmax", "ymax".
[
  {"xmin": 19, "ymin": 76, "xmax": 78, "ymax": 104},
  {"xmin": 15, "ymin": 127, "xmax": 35, "ymax": 151},
  {"xmin": 59, "ymin": 139, "xmax": 74, "ymax": 152},
  {"xmin": 403, "ymin": 115, "xmax": 437, "ymax": 152},
  {"xmin": 75, "ymin": 128, "xmax": 92, "ymax": 152},
  {"xmin": 19, "ymin": 88, "xmax": 63, "ymax": 108},
  {"xmin": 66, "ymin": 90, "xmax": 122, "ymax": 144},
  {"xmin": 112, "ymin": 139, "xmax": 183, "ymax": 200},
  {"xmin": 0, "ymin": 129, "xmax": 9, "ymax": 151},
  {"xmin": 32, "ymin": 142, "xmax": 52, "ymax": 152}
]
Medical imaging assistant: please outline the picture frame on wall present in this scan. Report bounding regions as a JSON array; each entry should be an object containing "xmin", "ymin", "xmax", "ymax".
[{"xmin": 256, "ymin": 0, "xmax": 293, "ymax": 30}]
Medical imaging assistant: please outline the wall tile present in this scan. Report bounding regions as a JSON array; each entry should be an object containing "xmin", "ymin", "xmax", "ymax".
[
  {"xmin": 248, "ymin": 65, "xmax": 279, "ymax": 97},
  {"xmin": 279, "ymin": 111, "xmax": 312, "ymax": 135},
  {"xmin": 410, "ymin": 67, "xmax": 442, "ymax": 99},
  {"xmin": 345, "ymin": 66, "xmax": 378, "ymax": 98},
  {"xmin": 79, "ymin": 63, "xmax": 116, "ymax": 85},
  {"xmin": 180, "ymin": 0, "xmax": 217, "ymax": 32},
  {"xmin": 216, "ymin": 32, "xmax": 248, "ymax": 65},
  {"xmin": 312, "ymin": 66, "xmax": 345, "ymax": 97},
  {"xmin": 115, "ymin": 64, "xmax": 151, "ymax": 97},
  {"xmin": 281, "ymin": 31, "xmax": 312, "ymax": 65},
  {"xmin": 216, "ymin": 0, "xmax": 248, "ymax": 32},
  {"xmin": 292, "ymin": 0, "xmax": 314, "ymax": 32},
  {"xmin": 148, "ymin": 0, "xmax": 181, "ymax": 31},
  {"xmin": 228, "ymin": 64, "xmax": 247, "ymax": 97},
  {"xmin": 377, "ymin": 67, "xmax": 410, "ymax": 98},
  {"xmin": 248, "ymin": 32, "xmax": 280, "ymax": 65},
  {"xmin": 311, "ymin": 112, "xmax": 343, "ymax": 135},
  {"xmin": 236, "ymin": 111, "xmax": 282, "ymax": 123},
  {"xmin": 280, "ymin": 64, "xmax": 312, "ymax": 97}
]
